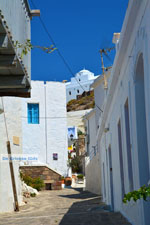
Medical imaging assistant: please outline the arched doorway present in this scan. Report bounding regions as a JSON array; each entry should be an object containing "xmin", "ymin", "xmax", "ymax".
[
  {"xmin": 135, "ymin": 53, "xmax": 150, "ymax": 224},
  {"xmin": 135, "ymin": 53, "xmax": 149, "ymax": 186}
]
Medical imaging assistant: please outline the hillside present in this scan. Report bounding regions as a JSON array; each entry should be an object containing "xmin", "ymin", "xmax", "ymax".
[{"xmin": 67, "ymin": 91, "xmax": 95, "ymax": 112}]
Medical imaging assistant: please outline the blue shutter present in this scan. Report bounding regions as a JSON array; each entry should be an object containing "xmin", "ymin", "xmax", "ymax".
[
  {"xmin": 28, "ymin": 104, "xmax": 32, "ymax": 124},
  {"xmin": 33, "ymin": 104, "xmax": 39, "ymax": 124},
  {"xmin": 28, "ymin": 103, "xmax": 39, "ymax": 124}
]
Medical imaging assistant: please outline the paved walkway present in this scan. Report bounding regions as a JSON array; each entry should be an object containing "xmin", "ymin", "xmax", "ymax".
[{"xmin": 0, "ymin": 188, "xmax": 131, "ymax": 225}]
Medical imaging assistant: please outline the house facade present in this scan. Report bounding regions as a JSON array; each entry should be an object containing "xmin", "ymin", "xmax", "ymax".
[
  {"xmin": 66, "ymin": 69, "xmax": 98, "ymax": 103},
  {"xmin": 22, "ymin": 81, "xmax": 68, "ymax": 176},
  {"xmin": 84, "ymin": 109, "xmax": 101, "ymax": 195},
  {"xmin": 0, "ymin": 97, "xmax": 23, "ymax": 212},
  {"xmin": 94, "ymin": 0, "xmax": 150, "ymax": 224},
  {"xmin": 83, "ymin": 72, "xmax": 109, "ymax": 195},
  {"xmin": 0, "ymin": 0, "xmax": 32, "ymax": 212}
]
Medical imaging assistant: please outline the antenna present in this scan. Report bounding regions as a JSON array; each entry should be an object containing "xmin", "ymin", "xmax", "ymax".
[{"xmin": 99, "ymin": 47, "xmax": 115, "ymax": 89}]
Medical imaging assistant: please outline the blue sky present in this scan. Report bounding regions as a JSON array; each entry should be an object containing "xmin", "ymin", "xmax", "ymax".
[{"xmin": 29, "ymin": 0, "xmax": 128, "ymax": 82}]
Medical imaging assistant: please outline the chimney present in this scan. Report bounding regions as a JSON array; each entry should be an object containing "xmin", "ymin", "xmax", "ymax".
[
  {"xmin": 30, "ymin": 10, "xmax": 40, "ymax": 18},
  {"xmin": 62, "ymin": 80, "xmax": 67, "ymax": 83},
  {"xmin": 112, "ymin": 33, "xmax": 120, "ymax": 51}
]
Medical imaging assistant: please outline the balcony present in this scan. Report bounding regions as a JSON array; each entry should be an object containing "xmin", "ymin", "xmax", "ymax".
[{"xmin": 0, "ymin": 0, "xmax": 31, "ymax": 97}]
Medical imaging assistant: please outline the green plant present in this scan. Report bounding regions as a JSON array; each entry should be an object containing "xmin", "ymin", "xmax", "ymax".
[
  {"xmin": 77, "ymin": 174, "xmax": 84, "ymax": 179},
  {"xmin": 22, "ymin": 175, "xmax": 33, "ymax": 186},
  {"xmin": 22, "ymin": 174, "xmax": 44, "ymax": 191},
  {"xmin": 30, "ymin": 193, "xmax": 36, "ymax": 197},
  {"xmin": 68, "ymin": 155, "xmax": 82, "ymax": 173},
  {"xmin": 123, "ymin": 185, "xmax": 150, "ymax": 203},
  {"xmin": 78, "ymin": 129, "xmax": 83, "ymax": 136},
  {"xmin": 32, "ymin": 177, "xmax": 45, "ymax": 191},
  {"xmin": 61, "ymin": 176, "xmax": 65, "ymax": 180},
  {"xmin": 20, "ymin": 171, "xmax": 23, "ymax": 180},
  {"xmin": 14, "ymin": 39, "xmax": 56, "ymax": 58}
]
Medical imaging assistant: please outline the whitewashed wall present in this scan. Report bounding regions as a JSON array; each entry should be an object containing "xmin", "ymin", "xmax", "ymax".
[
  {"xmin": 66, "ymin": 69, "xmax": 98, "ymax": 102},
  {"xmin": 22, "ymin": 81, "xmax": 47, "ymax": 164},
  {"xmin": 22, "ymin": 81, "xmax": 68, "ymax": 176},
  {"xmin": 45, "ymin": 82, "xmax": 68, "ymax": 175},
  {"xmin": 0, "ymin": 97, "xmax": 22, "ymax": 212},
  {"xmin": 84, "ymin": 110, "xmax": 102, "ymax": 195},
  {"xmin": 85, "ymin": 152, "xmax": 101, "ymax": 195},
  {"xmin": 67, "ymin": 109, "xmax": 92, "ymax": 133},
  {"xmin": 96, "ymin": 1, "xmax": 150, "ymax": 225}
]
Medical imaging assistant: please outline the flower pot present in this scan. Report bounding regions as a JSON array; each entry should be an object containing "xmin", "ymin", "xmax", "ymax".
[{"xmin": 65, "ymin": 177, "xmax": 72, "ymax": 186}]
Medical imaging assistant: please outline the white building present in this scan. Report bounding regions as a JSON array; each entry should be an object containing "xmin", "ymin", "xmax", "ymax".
[
  {"xmin": 0, "ymin": 80, "xmax": 68, "ymax": 213},
  {"xmin": 84, "ymin": 109, "xmax": 102, "ymax": 195},
  {"xmin": 66, "ymin": 69, "xmax": 99, "ymax": 103},
  {"xmin": 0, "ymin": 0, "xmax": 34, "ymax": 213},
  {"xmin": 0, "ymin": 97, "xmax": 23, "ymax": 212},
  {"xmin": 91, "ymin": 1, "xmax": 150, "ymax": 224},
  {"xmin": 22, "ymin": 81, "xmax": 68, "ymax": 176},
  {"xmin": 67, "ymin": 109, "xmax": 92, "ymax": 133},
  {"xmin": 83, "ymin": 72, "xmax": 109, "ymax": 196}
]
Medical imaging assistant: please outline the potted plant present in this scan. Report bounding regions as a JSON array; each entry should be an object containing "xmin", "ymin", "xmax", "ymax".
[
  {"xmin": 61, "ymin": 176, "xmax": 65, "ymax": 184},
  {"xmin": 77, "ymin": 174, "xmax": 84, "ymax": 183},
  {"xmin": 65, "ymin": 177, "xmax": 72, "ymax": 186}
]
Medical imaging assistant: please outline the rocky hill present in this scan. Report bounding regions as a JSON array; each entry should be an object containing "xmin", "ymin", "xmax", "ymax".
[{"xmin": 67, "ymin": 91, "xmax": 95, "ymax": 112}]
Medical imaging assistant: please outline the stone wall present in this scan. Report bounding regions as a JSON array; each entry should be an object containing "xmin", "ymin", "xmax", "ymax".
[{"xmin": 20, "ymin": 166, "xmax": 62, "ymax": 190}]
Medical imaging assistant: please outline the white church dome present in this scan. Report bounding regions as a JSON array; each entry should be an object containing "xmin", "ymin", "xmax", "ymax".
[{"xmin": 75, "ymin": 69, "xmax": 94, "ymax": 79}]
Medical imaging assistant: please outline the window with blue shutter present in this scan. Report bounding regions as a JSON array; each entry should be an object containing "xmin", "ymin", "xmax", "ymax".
[{"xmin": 27, "ymin": 103, "xmax": 39, "ymax": 124}]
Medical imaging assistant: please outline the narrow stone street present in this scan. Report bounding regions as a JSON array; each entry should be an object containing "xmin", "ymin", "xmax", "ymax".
[{"xmin": 0, "ymin": 188, "xmax": 131, "ymax": 225}]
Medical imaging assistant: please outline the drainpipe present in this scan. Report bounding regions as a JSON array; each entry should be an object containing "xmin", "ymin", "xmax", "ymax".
[{"xmin": 44, "ymin": 84, "xmax": 48, "ymax": 164}]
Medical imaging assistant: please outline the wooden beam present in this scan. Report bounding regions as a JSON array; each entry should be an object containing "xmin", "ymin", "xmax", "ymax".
[
  {"xmin": 0, "ymin": 54, "xmax": 16, "ymax": 69},
  {"xmin": 0, "ymin": 75, "xmax": 26, "ymax": 88},
  {"xmin": 0, "ymin": 88, "xmax": 30, "ymax": 97},
  {"xmin": 7, "ymin": 141, "xmax": 19, "ymax": 211}
]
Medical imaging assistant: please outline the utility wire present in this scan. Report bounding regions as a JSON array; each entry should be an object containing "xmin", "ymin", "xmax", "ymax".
[
  {"xmin": 30, "ymin": 0, "xmax": 103, "ymax": 113},
  {"xmin": 22, "ymin": 114, "xmax": 89, "ymax": 119},
  {"xmin": 30, "ymin": 0, "xmax": 85, "ymax": 92}
]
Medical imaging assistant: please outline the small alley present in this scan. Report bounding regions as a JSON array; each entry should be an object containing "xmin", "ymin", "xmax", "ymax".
[{"xmin": 0, "ymin": 188, "xmax": 131, "ymax": 225}]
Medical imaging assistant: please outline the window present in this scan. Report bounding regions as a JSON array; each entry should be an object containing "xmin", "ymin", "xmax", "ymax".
[
  {"xmin": 79, "ymin": 79, "xmax": 81, "ymax": 81},
  {"xmin": 28, "ymin": 103, "xmax": 39, "ymax": 124},
  {"xmin": 53, "ymin": 153, "xmax": 58, "ymax": 160},
  {"xmin": 77, "ymin": 89, "xmax": 79, "ymax": 94},
  {"xmin": 103, "ymin": 162, "xmax": 106, "ymax": 198},
  {"xmin": 124, "ymin": 99, "xmax": 133, "ymax": 191},
  {"xmin": 69, "ymin": 91, "xmax": 71, "ymax": 95},
  {"xmin": 118, "ymin": 119, "xmax": 125, "ymax": 198}
]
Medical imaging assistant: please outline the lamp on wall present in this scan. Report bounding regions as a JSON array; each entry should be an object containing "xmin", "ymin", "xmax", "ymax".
[{"xmin": 70, "ymin": 134, "xmax": 74, "ymax": 141}]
